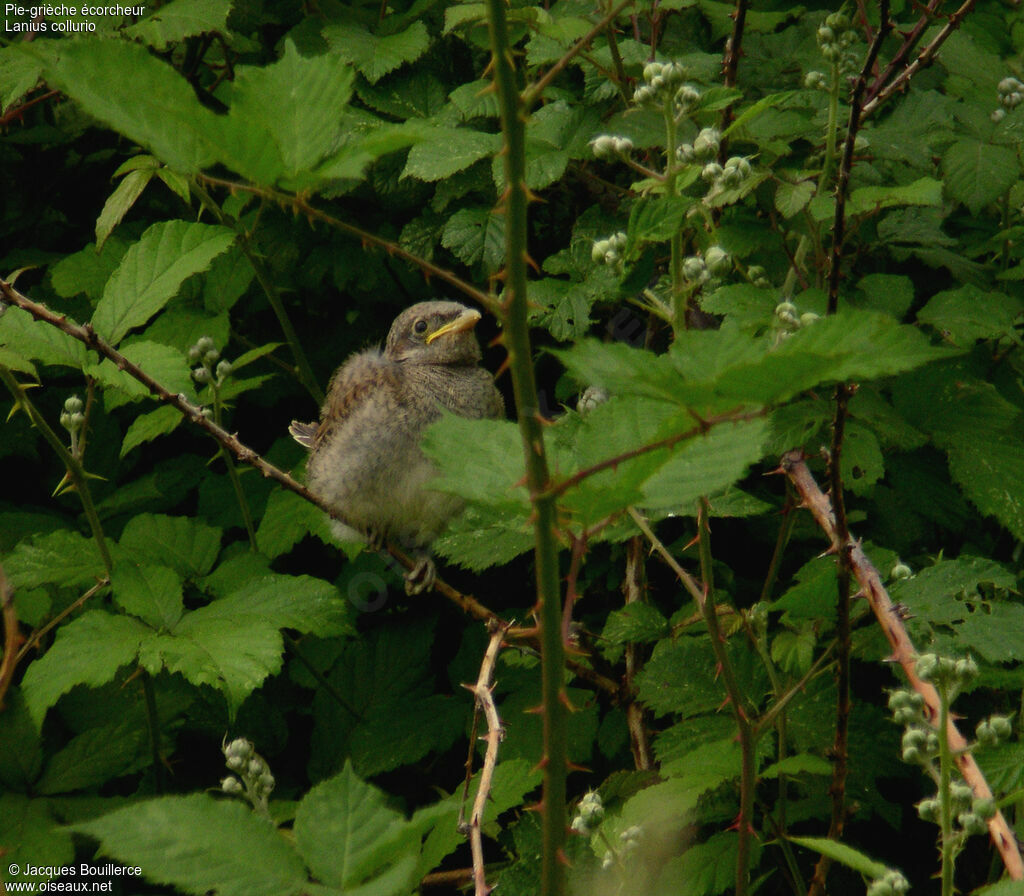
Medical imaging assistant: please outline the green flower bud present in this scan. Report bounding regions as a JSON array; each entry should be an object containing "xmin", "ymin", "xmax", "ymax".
[
  {"xmin": 701, "ymin": 162, "xmax": 723, "ymax": 182},
  {"xmin": 705, "ymin": 246, "xmax": 731, "ymax": 276},
  {"xmin": 221, "ymin": 776, "xmax": 243, "ymax": 794},
  {"xmin": 216, "ymin": 360, "xmax": 233, "ymax": 380},
  {"xmin": 64, "ymin": 395, "xmax": 84, "ymax": 414},
  {"xmin": 973, "ymin": 796, "xmax": 997, "ymax": 820},
  {"xmin": 915, "ymin": 653, "xmax": 938, "ymax": 681},
  {"xmin": 890, "ymin": 562, "xmax": 912, "ymax": 580},
  {"xmin": 643, "ymin": 62, "xmax": 664, "ymax": 83},
  {"xmin": 682, "ymin": 256, "xmax": 706, "ymax": 281},
  {"xmin": 917, "ymin": 798, "xmax": 940, "ymax": 822}
]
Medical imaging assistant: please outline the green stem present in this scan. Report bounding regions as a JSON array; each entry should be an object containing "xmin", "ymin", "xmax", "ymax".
[
  {"xmin": 782, "ymin": 63, "xmax": 841, "ymax": 297},
  {"xmin": 663, "ymin": 105, "xmax": 687, "ymax": 330},
  {"xmin": 141, "ymin": 671, "xmax": 164, "ymax": 793},
  {"xmin": 211, "ymin": 385, "xmax": 258, "ymax": 550},
  {"xmin": 0, "ymin": 368, "xmax": 112, "ymax": 575},
  {"xmin": 484, "ymin": 4, "xmax": 567, "ymax": 895},
  {"xmin": 192, "ymin": 182, "xmax": 324, "ymax": 404},
  {"xmin": 938, "ymin": 685, "xmax": 955, "ymax": 896},
  {"xmin": 698, "ymin": 498, "xmax": 753, "ymax": 896}
]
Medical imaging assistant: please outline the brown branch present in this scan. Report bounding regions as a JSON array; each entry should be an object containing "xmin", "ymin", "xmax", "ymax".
[
  {"xmin": 16, "ymin": 578, "xmax": 109, "ymax": 666},
  {"xmin": 522, "ymin": 0, "xmax": 634, "ymax": 109},
  {"xmin": 0, "ymin": 89, "xmax": 60, "ymax": 127},
  {"xmin": 859, "ymin": 0, "xmax": 979, "ymax": 121},
  {"xmin": 861, "ymin": 0, "xmax": 943, "ymax": 108},
  {"xmin": 781, "ymin": 451, "xmax": 1024, "ymax": 882},
  {"xmin": 0, "ymin": 565, "xmax": 21, "ymax": 710},
  {"xmin": 827, "ymin": 0, "xmax": 891, "ymax": 315},
  {"xmin": 718, "ymin": 0, "xmax": 749, "ymax": 141},
  {"xmin": 459, "ymin": 619, "xmax": 511, "ymax": 896}
]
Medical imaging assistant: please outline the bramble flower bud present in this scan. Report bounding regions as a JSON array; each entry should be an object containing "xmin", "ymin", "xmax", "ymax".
[
  {"xmin": 64, "ymin": 395, "xmax": 84, "ymax": 414},
  {"xmin": 693, "ymin": 127, "xmax": 721, "ymax": 161},
  {"xmin": 915, "ymin": 653, "xmax": 938, "ymax": 681},
  {"xmin": 193, "ymin": 367, "xmax": 211, "ymax": 384},
  {"xmin": 216, "ymin": 360, "xmax": 233, "ymax": 380},
  {"xmin": 613, "ymin": 136, "xmax": 634, "ymax": 154},
  {"xmin": 222, "ymin": 776, "xmax": 243, "ymax": 794},
  {"xmin": 973, "ymin": 796, "xmax": 997, "ymax": 820},
  {"xmin": 705, "ymin": 246, "xmax": 731, "ymax": 276},
  {"xmin": 675, "ymin": 85, "xmax": 701, "ymax": 111},
  {"xmin": 682, "ymin": 256, "xmax": 706, "ymax": 281},
  {"xmin": 676, "ymin": 143, "xmax": 695, "ymax": 163},
  {"xmin": 917, "ymin": 798, "xmax": 939, "ymax": 823},
  {"xmin": 643, "ymin": 62, "xmax": 663, "ymax": 83},
  {"xmin": 799, "ymin": 312, "xmax": 820, "ymax": 327},
  {"xmin": 590, "ymin": 135, "xmax": 617, "ymax": 159},
  {"xmin": 701, "ymin": 162, "xmax": 723, "ymax": 182},
  {"xmin": 890, "ymin": 561, "xmax": 912, "ymax": 580},
  {"xmin": 804, "ymin": 71, "xmax": 827, "ymax": 90}
]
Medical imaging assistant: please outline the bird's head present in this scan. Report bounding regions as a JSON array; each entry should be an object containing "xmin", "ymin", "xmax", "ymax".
[{"xmin": 385, "ymin": 301, "xmax": 485, "ymax": 365}]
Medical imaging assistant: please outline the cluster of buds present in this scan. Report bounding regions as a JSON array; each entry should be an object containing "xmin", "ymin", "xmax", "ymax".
[
  {"xmin": 976, "ymin": 714, "xmax": 1013, "ymax": 748},
  {"xmin": 993, "ymin": 76, "xmax": 1024, "ymax": 120},
  {"xmin": 600, "ymin": 824, "xmax": 642, "ymax": 870},
  {"xmin": 221, "ymin": 737, "xmax": 275, "ymax": 814},
  {"xmin": 681, "ymin": 246, "xmax": 731, "ymax": 284},
  {"xmin": 774, "ymin": 301, "xmax": 820, "ymax": 335},
  {"xmin": 633, "ymin": 60, "xmax": 689, "ymax": 107},
  {"xmin": 917, "ymin": 783, "xmax": 995, "ymax": 836},
  {"xmin": 803, "ymin": 70, "xmax": 828, "ymax": 91},
  {"xmin": 747, "ymin": 265, "xmax": 771, "ymax": 289},
  {"xmin": 866, "ymin": 870, "xmax": 910, "ymax": 896},
  {"xmin": 189, "ymin": 336, "xmax": 232, "ymax": 388},
  {"xmin": 816, "ymin": 12, "xmax": 859, "ymax": 71},
  {"xmin": 570, "ymin": 790, "xmax": 605, "ymax": 836},
  {"xmin": 591, "ymin": 134, "xmax": 635, "ymax": 160},
  {"xmin": 699, "ymin": 155, "xmax": 753, "ymax": 192},
  {"xmin": 59, "ymin": 395, "xmax": 85, "ymax": 435},
  {"xmin": 998, "ymin": 76, "xmax": 1023, "ymax": 110},
  {"xmin": 677, "ymin": 126, "xmax": 721, "ymax": 164},
  {"xmin": 915, "ymin": 652, "xmax": 978, "ymax": 692},
  {"xmin": 592, "ymin": 232, "xmax": 628, "ymax": 267}
]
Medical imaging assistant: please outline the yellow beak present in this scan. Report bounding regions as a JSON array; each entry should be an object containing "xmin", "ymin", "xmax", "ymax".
[{"xmin": 425, "ymin": 308, "xmax": 482, "ymax": 344}]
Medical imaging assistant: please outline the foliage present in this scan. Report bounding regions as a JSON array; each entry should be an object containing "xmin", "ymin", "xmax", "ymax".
[{"xmin": 1, "ymin": 1, "xmax": 1024, "ymax": 895}]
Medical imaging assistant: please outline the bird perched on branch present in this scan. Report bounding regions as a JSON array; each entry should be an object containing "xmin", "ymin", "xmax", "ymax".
[{"xmin": 290, "ymin": 301, "xmax": 504, "ymax": 594}]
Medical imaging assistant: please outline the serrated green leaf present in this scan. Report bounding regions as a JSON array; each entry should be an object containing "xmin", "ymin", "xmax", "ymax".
[
  {"xmin": 640, "ymin": 418, "xmax": 768, "ymax": 512},
  {"xmin": 325, "ymin": 21, "xmax": 430, "ymax": 84},
  {"xmin": 0, "ymin": 46, "xmax": 42, "ymax": 113},
  {"xmin": 127, "ymin": 0, "xmax": 232, "ymax": 50},
  {"xmin": 215, "ymin": 41, "xmax": 356, "ymax": 187},
  {"xmin": 771, "ymin": 625, "xmax": 817, "ymax": 675},
  {"xmin": 87, "ymin": 340, "xmax": 195, "ymax": 403},
  {"xmin": 5, "ymin": 530, "xmax": 106, "ymax": 590},
  {"xmin": 24, "ymin": 39, "xmax": 219, "ymax": 173},
  {"xmin": 917, "ymin": 286, "xmax": 1023, "ymax": 345},
  {"xmin": 658, "ymin": 832, "xmax": 763, "ymax": 896},
  {"xmin": 441, "ymin": 206, "xmax": 505, "ymax": 271},
  {"xmin": 759, "ymin": 753, "xmax": 832, "ymax": 778},
  {"xmin": 626, "ymin": 196, "xmax": 692, "ymax": 255},
  {"xmin": 95, "ymin": 167, "xmax": 155, "ymax": 250},
  {"xmin": 21, "ymin": 611, "xmax": 150, "ymax": 725},
  {"xmin": 294, "ymin": 763, "xmax": 419, "ymax": 892},
  {"xmin": 36, "ymin": 715, "xmax": 150, "ymax": 795},
  {"xmin": 49, "ymin": 237, "xmax": 129, "ymax": 301},
  {"xmin": 0, "ymin": 306, "xmax": 88, "ymax": 370},
  {"xmin": 111, "ymin": 561, "xmax": 184, "ymax": 630},
  {"xmin": 403, "ymin": 126, "xmax": 499, "ymax": 181},
  {"xmin": 349, "ymin": 694, "xmax": 464, "ymax": 777},
  {"xmin": 810, "ymin": 177, "xmax": 943, "ymax": 221},
  {"xmin": 256, "ymin": 490, "xmax": 334, "ymax": 558},
  {"xmin": 70, "ymin": 795, "xmax": 308, "ymax": 896},
  {"xmin": 93, "ymin": 220, "xmax": 235, "ymax": 344},
  {"xmin": 789, "ymin": 836, "xmax": 890, "ymax": 879},
  {"xmin": 948, "ymin": 433, "xmax": 1024, "ymax": 541},
  {"xmin": 636, "ymin": 638, "xmax": 723, "ymax": 718},
  {"xmin": 120, "ymin": 405, "xmax": 183, "ymax": 457},
  {"xmin": 943, "ymin": 140, "xmax": 1019, "ymax": 215},
  {"xmin": 119, "ymin": 514, "xmax": 222, "ymax": 579},
  {"xmin": 601, "ymin": 602, "xmax": 669, "ymax": 647},
  {"xmin": 853, "ymin": 273, "xmax": 915, "ymax": 319},
  {"xmin": 775, "ymin": 180, "xmax": 814, "ymax": 218}
]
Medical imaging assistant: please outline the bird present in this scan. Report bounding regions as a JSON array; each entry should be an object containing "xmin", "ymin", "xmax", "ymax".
[{"xmin": 289, "ymin": 301, "xmax": 505, "ymax": 594}]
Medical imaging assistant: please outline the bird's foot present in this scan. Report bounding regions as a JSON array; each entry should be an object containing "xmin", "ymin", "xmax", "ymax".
[
  {"xmin": 365, "ymin": 527, "xmax": 386, "ymax": 552},
  {"xmin": 404, "ymin": 554, "xmax": 436, "ymax": 595}
]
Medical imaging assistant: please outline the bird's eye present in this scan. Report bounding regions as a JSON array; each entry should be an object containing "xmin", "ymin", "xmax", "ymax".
[{"xmin": 414, "ymin": 319, "xmax": 428, "ymax": 335}]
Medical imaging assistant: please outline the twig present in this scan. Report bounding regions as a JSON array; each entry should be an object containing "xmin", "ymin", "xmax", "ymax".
[
  {"xmin": 0, "ymin": 565, "xmax": 20, "ymax": 710},
  {"xmin": 459, "ymin": 619, "xmax": 511, "ymax": 896},
  {"xmin": 781, "ymin": 451, "xmax": 1024, "ymax": 881},
  {"xmin": 718, "ymin": 0, "xmax": 749, "ymax": 139},
  {"xmin": 623, "ymin": 536, "xmax": 654, "ymax": 769},
  {"xmin": 827, "ymin": 1, "xmax": 891, "ymax": 315},
  {"xmin": 522, "ymin": 0, "xmax": 634, "ymax": 109},
  {"xmin": 860, "ymin": 0, "xmax": 943, "ymax": 109},
  {"xmin": 15, "ymin": 578, "xmax": 109, "ymax": 666},
  {"xmin": 859, "ymin": 0, "xmax": 979, "ymax": 121}
]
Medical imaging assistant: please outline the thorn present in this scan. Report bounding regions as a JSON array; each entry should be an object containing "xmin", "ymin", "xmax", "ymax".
[
  {"xmin": 525, "ymin": 702, "xmax": 544, "ymax": 715},
  {"xmin": 557, "ymin": 848, "xmax": 572, "ymax": 867},
  {"xmin": 566, "ymin": 760, "xmax": 591, "ymax": 773}
]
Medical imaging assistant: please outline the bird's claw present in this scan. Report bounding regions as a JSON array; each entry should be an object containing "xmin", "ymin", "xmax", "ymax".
[
  {"xmin": 366, "ymin": 527, "xmax": 386, "ymax": 552},
  {"xmin": 404, "ymin": 555, "xmax": 436, "ymax": 595}
]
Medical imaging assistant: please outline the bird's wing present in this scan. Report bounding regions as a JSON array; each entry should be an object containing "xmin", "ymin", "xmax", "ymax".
[
  {"xmin": 308, "ymin": 349, "xmax": 396, "ymax": 449},
  {"xmin": 288, "ymin": 420, "xmax": 317, "ymax": 448}
]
